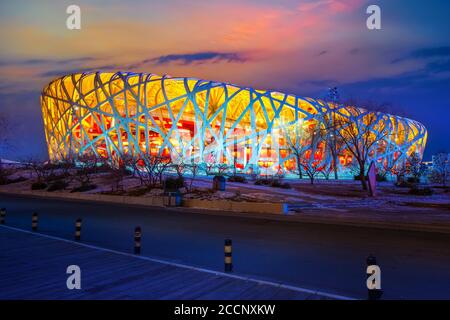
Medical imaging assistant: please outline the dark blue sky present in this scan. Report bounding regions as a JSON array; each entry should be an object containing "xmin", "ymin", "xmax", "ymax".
[{"xmin": 0, "ymin": 0, "xmax": 449, "ymax": 160}]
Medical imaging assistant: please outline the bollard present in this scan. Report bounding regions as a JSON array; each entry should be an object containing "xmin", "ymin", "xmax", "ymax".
[
  {"xmin": 134, "ymin": 226, "xmax": 142, "ymax": 255},
  {"xmin": 32, "ymin": 212, "xmax": 38, "ymax": 231},
  {"xmin": 75, "ymin": 218, "xmax": 82, "ymax": 241},
  {"xmin": 0, "ymin": 208, "xmax": 5, "ymax": 224},
  {"xmin": 224, "ymin": 239, "xmax": 233, "ymax": 272},
  {"xmin": 366, "ymin": 254, "xmax": 383, "ymax": 300}
]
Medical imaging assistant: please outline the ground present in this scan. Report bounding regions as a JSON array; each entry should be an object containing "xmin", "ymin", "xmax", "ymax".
[
  {"xmin": 1, "ymin": 167, "xmax": 450, "ymax": 299},
  {"xmin": 2, "ymin": 194, "xmax": 450, "ymax": 299},
  {"xmin": 1, "ymin": 167, "xmax": 449, "ymax": 226}
]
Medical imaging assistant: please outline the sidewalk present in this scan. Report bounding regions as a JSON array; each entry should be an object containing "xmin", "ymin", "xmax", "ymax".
[{"xmin": 0, "ymin": 225, "xmax": 349, "ymax": 300}]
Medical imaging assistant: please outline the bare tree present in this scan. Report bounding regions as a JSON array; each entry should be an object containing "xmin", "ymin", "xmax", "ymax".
[
  {"xmin": 216, "ymin": 164, "xmax": 230, "ymax": 176},
  {"xmin": 154, "ymin": 156, "xmax": 172, "ymax": 186},
  {"xmin": 0, "ymin": 113, "xmax": 14, "ymax": 182},
  {"xmin": 280, "ymin": 118, "xmax": 325, "ymax": 184},
  {"xmin": 320, "ymin": 161, "xmax": 334, "ymax": 180},
  {"xmin": 377, "ymin": 152, "xmax": 403, "ymax": 181},
  {"xmin": 73, "ymin": 153, "xmax": 99, "ymax": 188},
  {"xmin": 202, "ymin": 162, "xmax": 230, "ymax": 177},
  {"xmin": 172, "ymin": 162, "xmax": 186, "ymax": 181},
  {"xmin": 407, "ymin": 152, "xmax": 425, "ymax": 183},
  {"xmin": 429, "ymin": 153, "xmax": 449, "ymax": 187},
  {"xmin": 334, "ymin": 108, "xmax": 390, "ymax": 190},
  {"xmin": 25, "ymin": 158, "xmax": 53, "ymax": 184},
  {"xmin": 324, "ymin": 87, "xmax": 342, "ymax": 179},
  {"xmin": 280, "ymin": 121, "xmax": 306, "ymax": 179},
  {"xmin": 0, "ymin": 113, "xmax": 12, "ymax": 182},
  {"xmin": 185, "ymin": 162, "xmax": 200, "ymax": 192},
  {"xmin": 130, "ymin": 154, "xmax": 171, "ymax": 188},
  {"xmin": 55, "ymin": 154, "xmax": 77, "ymax": 185},
  {"xmin": 298, "ymin": 124, "xmax": 326, "ymax": 184},
  {"xmin": 391, "ymin": 160, "xmax": 407, "ymax": 183},
  {"xmin": 203, "ymin": 162, "xmax": 215, "ymax": 176},
  {"xmin": 0, "ymin": 113, "xmax": 11, "ymax": 157}
]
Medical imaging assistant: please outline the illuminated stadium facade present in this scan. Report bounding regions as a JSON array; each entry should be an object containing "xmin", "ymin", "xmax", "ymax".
[{"xmin": 41, "ymin": 72, "xmax": 427, "ymax": 176}]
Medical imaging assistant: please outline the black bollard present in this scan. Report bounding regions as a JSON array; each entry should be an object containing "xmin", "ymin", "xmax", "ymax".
[
  {"xmin": 134, "ymin": 227, "xmax": 142, "ymax": 254},
  {"xmin": 224, "ymin": 239, "xmax": 233, "ymax": 272},
  {"xmin": 32, "ymin": 212, "xmax": 38, "ymax": 231},
  {"xmin": 75, "ymin": 218, "xmax": 82, "ymax": 241},
  {"xmin": 0, "ymin": 208, "xmax": 5, "ymax": 224}
]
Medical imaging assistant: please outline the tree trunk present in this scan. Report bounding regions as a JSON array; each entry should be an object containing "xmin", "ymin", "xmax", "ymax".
[
  {"xmin": 360, "ymin": 166, "xmax": 368, "ymax": 190},
  {"xmin": 296, "ymin": 155, "xmax": 303, "ymax": 179},
  {"xmin": 332, "ymin": 153, "xmax": 338, "ymax": 180},
  {"xmin": 329, "ymin": 140, "xmax": 338, "ymax": 180}
]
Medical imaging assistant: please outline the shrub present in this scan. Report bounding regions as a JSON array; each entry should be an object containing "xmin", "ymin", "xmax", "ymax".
[
  {"xmin": 31, "ymin": 182, "xmax": 47, "ymax": 190},
  {"xmin": 164, "ymin": 177, "xmax": 184, "ymax": 191},
  {"xmin": 269, "ymin": 180, "xmax": 291, "ymax": 189},
  {"xmin": 281, "ymin": 182, "xmax": 292, "ymax": 189},
  {"xmin": 408, "ymin": 186, "xmax": 433, "ymax": 196},
  {"xmin": 97, "ymin": 163, "xmax": 112, "ymax": 173},
  {"xmin": 227, "ymin": 175, "xmax": 247, "ymax": 183},
  {"xmin": 255, "ymin": 178, "xmax": 272, "ymax": 186},
  {"xmin": 253, "ymin": 178, "xmax": 291, "ymax": 189},
  {"xmin": 47, "ymin": 180, "xmax": 68, "ymax": 192},
  {"xmin": 46, "ymin": 173, "xmax": 69, "ymax": 183},
  {"xmin": 127, "ymin": 187, "xmax": 151, "ymax": 197},
  {"xmin": 0, "ymin": 176, "xmax": 27, "ymax": 185},
  {"xmin": 70, "ymin": 184, "xmax": 97, "ymax": 193},
  {"xmin": 14, "ymin": 177, "xmax": 28, "ymax": 183},
  {"xmin": 355, "ymin": 174, "xmax": 386, "ymax": 182},
  {"xmin": 395, "ymin": 180, "xmax": 416, "ymax": 188},
  {"xmin": 407, "ymin": 177, "xmax": 420, "ymax": 184},
  {"xmin": 270, "ymin": 180, "xmax": 282, "ymax": 188}
]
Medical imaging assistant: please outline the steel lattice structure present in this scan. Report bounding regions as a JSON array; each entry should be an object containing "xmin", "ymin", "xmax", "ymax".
[{"xmin": 41, "ymin": 72, "xmax": 427, "ymax": 175}]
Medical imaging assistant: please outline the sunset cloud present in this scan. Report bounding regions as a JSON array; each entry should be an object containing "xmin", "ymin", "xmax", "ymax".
[{"xmin": 145, "ymin": 52, "xmax": 247, "ymax": 65}]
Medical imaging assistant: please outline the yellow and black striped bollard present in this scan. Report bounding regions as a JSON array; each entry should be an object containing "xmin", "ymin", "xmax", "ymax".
[
  {"xmin": 32, "ymin": 212, "xmax": 38, "ymax": 231},
  {"xmin": 0, "ymin": 208, "xmax": 5, "ymax": 224},
  {"xmin": 134, "ymin": 226, "xmax": 142, "ymax": 254},
  {"xmin": 224, "ymin": 239, "xmax": 233, "ymax": 272},
  {"xmin": 75, "ymin": 218, "xmax": 82, "ymax": 241}
]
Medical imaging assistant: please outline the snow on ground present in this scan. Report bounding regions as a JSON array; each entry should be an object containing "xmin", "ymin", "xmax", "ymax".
[{"xmin": 1, "ymin": 168, "xmax": 449, "ymax": 214}]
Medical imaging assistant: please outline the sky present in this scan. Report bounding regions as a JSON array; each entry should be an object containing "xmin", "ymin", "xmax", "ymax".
[{"xmin": 0, "ymin": 0, "xmax": 449, "ymax": 160}]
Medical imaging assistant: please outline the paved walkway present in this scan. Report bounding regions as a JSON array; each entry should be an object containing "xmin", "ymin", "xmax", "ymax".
[{"xmin": 0, "ymin": 226, "xmax": 347, "ymax": 300}]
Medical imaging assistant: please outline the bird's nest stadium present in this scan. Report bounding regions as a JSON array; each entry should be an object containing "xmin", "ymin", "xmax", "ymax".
[{"xmin": 41, "ymin": 72, "xmax": 427, "ymax": 177}]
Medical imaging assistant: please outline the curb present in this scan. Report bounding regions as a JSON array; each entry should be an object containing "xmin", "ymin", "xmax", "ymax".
[{"xmin": 0, "ymin": 190, "xmax": 287, "ymax": 215}]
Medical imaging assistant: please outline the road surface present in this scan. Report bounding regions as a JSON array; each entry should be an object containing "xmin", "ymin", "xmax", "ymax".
[
  {"xmin": 1, "ymin": 194, "xmax": 450, "ymax": 299},
  {"xmin": 1, "ymin": 226, "xmax": 338, "ymax": 300}
]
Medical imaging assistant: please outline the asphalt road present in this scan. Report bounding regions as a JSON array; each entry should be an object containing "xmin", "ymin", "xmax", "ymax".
[{"xmin": 1, "ymin": 194, "xmax": 450, "ymax": 299}]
